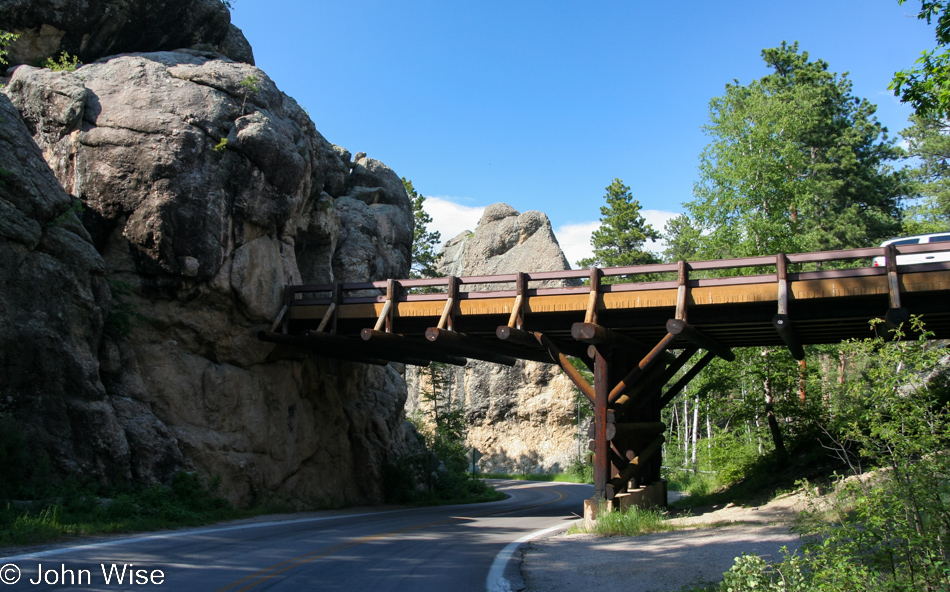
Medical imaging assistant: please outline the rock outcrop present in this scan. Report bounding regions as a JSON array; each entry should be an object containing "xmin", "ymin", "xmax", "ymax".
[
  {"xmin": 0, "ymin": 0, "xmax": 254, "ymax": 67},
  {"xmin": 406, "ymin": 205, "xmax": 587, "ymax": 474},
  {"xmin": 2, "ymin": 47, "xmax": 420, "ymax": 507}
]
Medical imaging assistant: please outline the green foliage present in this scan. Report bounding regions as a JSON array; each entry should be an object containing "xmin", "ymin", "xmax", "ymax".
[
  {"xmin": 891, "ymin": 1, "xmax": 950, "ymax": 117},
  {"xmin": 0, "ymin": 415, "xmax": 30, "ymax": 500},
  {"xmin": 0, "ymin": 472, "xmax": 235, "ymax": 546},
  {"xmin": 213, "ymin": 137, "xmax": 228, "ymax": 153},
  {"xmin": 43, "ymin": 51, "xmax": 81, "ymax": 72},
  {"xmin": 672, "ymin": 42, "xmax": 904, "ymax": 261},
  {"xmin": 792, "ymin": 318, "xmax": 950, "ymax": 591},
  {"xmin": 710, "ymin": 550, "xmax": 809, "ymax": 592},
  {"xmin": 239, "ymin": 74, "xmax": 259, "ymax": 114},
  {"xmin": 386, "ymin": 363, "xmax": 501, "ymax": 505},
  {"xmin": 577, "ymin": 178, "xmax": 660, "ymax": 270},
  {"xmin": 240, "ymin": 74, "xmax": 260, "ymax": 94},
  {"xmin": 105, "ymin": 279, "xmax": 145, "ymax": 337},
  {"xmin": 403, "ymin": 178, "xmax": 442, "ymax": 279},
  {"xmin": 900, "ymin": 114, "xmax": 950, "ymax": 233},
  {"xmin": 0, "ymin": 30, "xmax": 18, "ymax": 67},
  {"xmin": 46, "ymin": 198, "xmax": 83, "ymax": 228},
  {"xmin": 707, "ymin": 319, "xmax": 950, "ymax": 591}
]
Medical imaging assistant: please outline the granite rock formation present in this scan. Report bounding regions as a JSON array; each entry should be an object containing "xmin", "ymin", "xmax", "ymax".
[
  {"xmin": 0, "ymin": 0, "xmax": 254, "ymax": 67},
  {"xmin": 1, "ymin": 47, "xmax": 420, "ymax": 507},
  {"xmin": 406, "ymin": 205, "xmax": 588, "ymax": 474}
]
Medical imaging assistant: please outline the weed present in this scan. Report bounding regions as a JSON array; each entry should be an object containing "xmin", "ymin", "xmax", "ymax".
[
  {"xmin": 44, "ymin": 51, "xmax": 81, "ymax": 72},
  {"xmin": 239, "ymin": 75, "xmax": 259, "ymax": 114},
  {"xmin": 105, "ymin": 279, "xmax": 145, "ymax": 337},
  {"xmin": 213, "ymin": 137, "xmax": 228, "ymax": 152}
]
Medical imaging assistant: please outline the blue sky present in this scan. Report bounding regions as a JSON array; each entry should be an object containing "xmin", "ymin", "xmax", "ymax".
[{"xmin": 230, "ymin": 1, "xmax": 936, "ymax": 267}]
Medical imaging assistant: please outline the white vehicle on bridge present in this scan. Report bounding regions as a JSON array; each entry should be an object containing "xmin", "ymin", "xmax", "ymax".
[{"xmin": 872, "ymin": 232, "xmax": 950, "ymax": 267}]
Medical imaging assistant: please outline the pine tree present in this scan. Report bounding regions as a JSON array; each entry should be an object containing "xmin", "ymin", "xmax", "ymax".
[
  {"xmin": 577, "ymin": 178, "xmax": 660, "ymax": 269},
  {"xmin": 901, "ymin": 114, "xmax": 950, "ymax": 233},
  {"xmin": 403, "ymin": 178, "xmax": 442, "ymax": 279}
]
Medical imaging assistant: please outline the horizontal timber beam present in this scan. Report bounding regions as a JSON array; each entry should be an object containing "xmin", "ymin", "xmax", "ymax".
[
  {"xmin": 360, "ymin": 329, "xmax": 469, "ymax": 366},
  {"xmin": 666, "ymin": 319, "xmax": 735, "ymax": 361}
]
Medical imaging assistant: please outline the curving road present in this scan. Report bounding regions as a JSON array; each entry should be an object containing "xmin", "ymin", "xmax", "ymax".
[{"xmin": 1, "ymin": 480, "xmax": 590, "ymax": 592}]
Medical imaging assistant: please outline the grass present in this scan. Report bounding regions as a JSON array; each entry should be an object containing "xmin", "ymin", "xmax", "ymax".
[
  {"xmin": 0, "ymin": 473, "xmax": 292, "ymax": 548},
  {"xmin": 479, "ymin": 472, "xmax": 591, "ymax": 483},
  {"xmin": 569, "ymin": 505, "xmax": 677, "ymax": 536}
]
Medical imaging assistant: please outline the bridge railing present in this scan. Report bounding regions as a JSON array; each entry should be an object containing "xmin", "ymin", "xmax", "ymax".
[{"xmin": 285, "ymin": 242, "xmax": 950, "ymax": 307}]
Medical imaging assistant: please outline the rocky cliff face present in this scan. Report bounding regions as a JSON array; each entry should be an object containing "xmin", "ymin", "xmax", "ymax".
[
  {"xmin": 406, "ymin": 204, "xmax": 587, "ymax": 474},
  {"xmin": 1, "ymin": 0, "xmax": 254, "ymax": 67},
  {"xmin": 1, "ymin": 5, "xmax": 422, "ymax": 507}
]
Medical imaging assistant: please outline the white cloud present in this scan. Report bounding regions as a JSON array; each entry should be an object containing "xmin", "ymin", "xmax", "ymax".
[
  {"xmin": 553, "ymin": 209, "xmax": 680, "ymax": 269},
  {"xmin": 424, "ymin": 197, "xmax": 485, "ymax": 247},
  {"xmin": 553, "ymin": 221, "xmax": 599, "ymax": 269}
]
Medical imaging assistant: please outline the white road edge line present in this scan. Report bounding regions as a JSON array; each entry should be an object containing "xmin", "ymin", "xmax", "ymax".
[{"xmin": 486, "ymin": 521, "xmax": 580, "ymax": 592}]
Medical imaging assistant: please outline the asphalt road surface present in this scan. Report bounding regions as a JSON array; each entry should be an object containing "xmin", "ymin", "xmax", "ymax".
[{"xmin": 1, "ymin": 480, "xmax": 590, "ymax": 592}]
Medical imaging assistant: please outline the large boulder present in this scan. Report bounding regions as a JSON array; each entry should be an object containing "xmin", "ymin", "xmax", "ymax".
[
  {"xmin": 406, "ymin": 205, "xmax": 586, "ymax": 474},
  {"xmin": 0, "ymin": 91, "xmax": 183, "ymax": 484},
  {"xmin": 3, "ymin": 50, "xmax": 419, "ymax": 506},
  {"xmin": 0, "ymin": 0, "xmax": 254, "ymax": 67}
]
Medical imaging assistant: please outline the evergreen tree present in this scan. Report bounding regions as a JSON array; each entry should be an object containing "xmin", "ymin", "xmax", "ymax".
[
  {"xmin": 577, "ymin": 178, "xmax": 660, "ymax": 269},
  {"xmin": 901, "ymin": 114, "xmax": 950, "ymax": 233},
  {"xmin": 673, "ymin": 42, "xmax": 905, "ymax": 260},
  {"xmin": 403, "ymin": 178, "xmax": 442, "ymax": 278}
]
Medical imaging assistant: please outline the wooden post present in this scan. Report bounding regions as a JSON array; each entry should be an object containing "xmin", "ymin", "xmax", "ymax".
[{"xmin": 594, "ymin": 346, "xmax": 609, "ymax": 501}]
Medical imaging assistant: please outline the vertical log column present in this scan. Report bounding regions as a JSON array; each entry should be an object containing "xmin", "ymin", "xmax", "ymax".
[{"xmin": 593, "ymin": 347, "xmax": 610, "ymax": 501}]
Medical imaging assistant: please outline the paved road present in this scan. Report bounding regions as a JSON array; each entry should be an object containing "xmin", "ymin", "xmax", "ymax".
[{"xmin": 1, "ymin": 480, "xmax": 590, "ymax": 592}]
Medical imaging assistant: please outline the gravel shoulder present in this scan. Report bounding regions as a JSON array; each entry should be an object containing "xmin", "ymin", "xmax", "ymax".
[{"xmin": 520, "ymin": 491, "xmax": 806, "ymax": 592}]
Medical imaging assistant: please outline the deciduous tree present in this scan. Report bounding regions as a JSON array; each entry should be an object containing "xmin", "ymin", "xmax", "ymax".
[
  {"xmin": 891, "ymin": 0, "xmax": 950, "ymax": 117},
  {"xmin": 674, "ymin": 42, "xmax": 904, "ymax": 260}
]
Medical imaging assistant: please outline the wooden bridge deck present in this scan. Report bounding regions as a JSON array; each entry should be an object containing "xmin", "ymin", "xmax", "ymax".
[
  {"xmin": 260, "ymin": 242, "xmax": 950, "ymax": 507},
  {"xmin": 271, "ymin": 243, "xmax": 950, "ymax": 361}
]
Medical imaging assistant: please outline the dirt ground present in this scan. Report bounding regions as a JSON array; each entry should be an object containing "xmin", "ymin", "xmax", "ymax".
[{"xmin": 520, "ymin": 491, "xmax": 807, "ymax": 592}]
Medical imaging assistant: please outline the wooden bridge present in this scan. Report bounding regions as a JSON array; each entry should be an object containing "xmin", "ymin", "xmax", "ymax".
[{"xmin": 260, "ymin": 242, "xmax": 950, "ymax": 509}]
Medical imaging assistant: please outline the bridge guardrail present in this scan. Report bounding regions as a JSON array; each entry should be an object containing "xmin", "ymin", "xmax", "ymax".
[{"xmin": 284, "ymin": 242, "xmax": 950, "ymax": 307}]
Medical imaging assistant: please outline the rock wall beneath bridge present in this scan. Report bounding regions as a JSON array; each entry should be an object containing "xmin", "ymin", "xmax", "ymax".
[
  {"xmin": 0, "ymin": 1, "xmax": 424, "ymax": 508},
  {"xmin": 406, "ymin": 204, "xmax": 589, "ymax": 474}
]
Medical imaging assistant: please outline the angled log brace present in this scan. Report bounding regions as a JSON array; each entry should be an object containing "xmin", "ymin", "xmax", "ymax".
[
  {"xmin": 437, "ymin": 276, "xmax": 460, "ymax": 331},
  {"xmin": 374, "ymin": 279, "xmax": 397, "ymax": 332},
  {"xmin": 507, "ymin": 272, "xmax": 528, "ymax": 329},
  {"xmin": 529, "ymin": 331, "xmax": 594, "ymax": 404},
  {"xmin": 607, "ymin": 332, "xmax": 677, "ymax": 404},
  {"xmin": 630, "ymin": 345, "xmax": 701, "ymax": 411},
  {"xmin": 270, "ymin": 304, "xmax": 289, "ymax": 334},
  {"xmin": 656, "ymin": 350, "xmax": 717, "ymax": 409}
]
